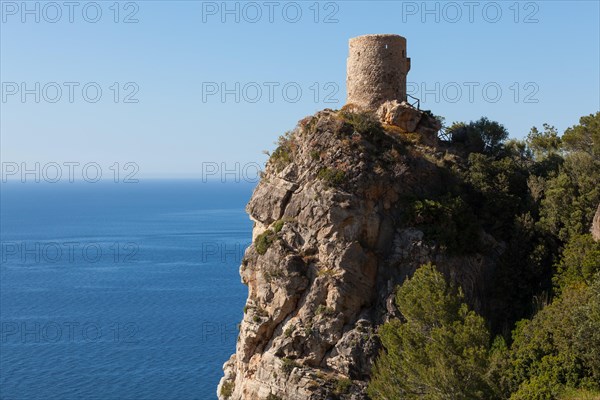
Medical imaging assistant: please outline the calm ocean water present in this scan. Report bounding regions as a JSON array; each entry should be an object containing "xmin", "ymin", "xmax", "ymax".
[{"xmin": 0, "ymin": 181, "xmax": 254, "ymax": 400}]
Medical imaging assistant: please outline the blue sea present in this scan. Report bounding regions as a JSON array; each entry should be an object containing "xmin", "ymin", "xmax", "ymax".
[{"xmin": 0, "ymin": 181, "xmax": 254, "ymax": 400}]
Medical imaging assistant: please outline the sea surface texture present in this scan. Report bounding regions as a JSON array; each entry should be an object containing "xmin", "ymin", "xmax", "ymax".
[{"xmin": 0, "ymin": 181, "xmax": 253, "ymax": 400}]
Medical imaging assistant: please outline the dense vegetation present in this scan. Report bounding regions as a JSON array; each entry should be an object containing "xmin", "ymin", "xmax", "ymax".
[{"xmin": 369, "ymin": 112, "xmax": 600, "ymax": 399}]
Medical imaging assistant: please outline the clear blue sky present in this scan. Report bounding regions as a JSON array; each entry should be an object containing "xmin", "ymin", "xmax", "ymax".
[{"xmin": 1, "ymin": 0, "xmax": 599, "ymax": 178}]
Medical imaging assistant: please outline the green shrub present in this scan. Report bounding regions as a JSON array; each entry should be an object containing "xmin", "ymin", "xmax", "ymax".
[
  {"xmin": 501, "ymin": 276, "xmax": 600, "ymax": 398},
  {"xmin": 255, "ymin": 221, "xmax": 289, "ymax": 255},
  {"xmin": 406, "ymin": 195, "xmax": 481, "ymax": 254},
  {"xmin": 271, "ymin": 146, "xmax": 292, "ymax": 171},
  {"xmin": 338, "ymin": 107, "xmax": 383, "ymax": 136},
  {"xmin": 449, "ymin": 117, "xmax": 508, "ymax": 155},
  {"xmin": 281, "ymin": 357, "xmax": 299, "ymax": 374},
  {"xmin": 538, "ymin": 151, "xmax": 600, "ymax": 242},
  {"xmin": 220, "ymin": 381, "xmax": 234, "ymax": 399},
  {"xmin": 368, "ymin": 264, "xmax": 494, "ymax": 400},
  {"xmin": 554, "ymin": 234, "xmax": 600, "ymax": 290},
  {"xmin": 255, "ymin": 229, "xmax": 275, "ymax": 255},
  {"xmin": 303, "ymin": 322, "xmax": 313, "ymax": 336},
  {"xmin": 318, "ymin": 168, "xmax": 346, "ymax": 187},
  {"xmin": 270, "ymin": 131, "xmax": 295, "ymax": 171},
  {"xmin": 315, "ymin": 305, "xmax": 335, "ymax": 317},
  {"xmin": 334, "ymin": 377, "xmax": 353, "ymax": 395},
  {"xmin": 561, "ymin": 112, "xmax": 600, "ymax": 159},
  {"xmin": 284, "ymin": 324, "xmax": 295, "ymax": 337},
  {"xmin": 558, "ymin": 387, "xmax": 600, "ymax": 400},
  {"xmin": 273, "ymin": 219, "xmax": 285, "ymax": 233}
]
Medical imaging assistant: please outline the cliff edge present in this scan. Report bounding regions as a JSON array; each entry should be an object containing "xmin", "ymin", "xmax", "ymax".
[{"xmin": 217, "ymin": 107, "xmax": 504, "ymax": 400}]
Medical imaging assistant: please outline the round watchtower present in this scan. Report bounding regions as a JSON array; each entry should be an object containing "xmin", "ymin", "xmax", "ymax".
[{"xmin": 346, "ymin": 34, "xmax": 411, "ymax": 110}]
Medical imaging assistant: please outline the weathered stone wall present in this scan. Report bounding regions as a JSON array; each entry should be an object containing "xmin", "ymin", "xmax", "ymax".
[{"xmin": 346, "ymin": 34, "xmax": 411, "ymax": 110}]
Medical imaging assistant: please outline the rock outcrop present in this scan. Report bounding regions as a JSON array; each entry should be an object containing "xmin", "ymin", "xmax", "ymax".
[
  {"xmin": 592, "ymin": 204, "xmax": 600, "ymax": 242},
  {"xmin": 218, "ymin": 109, "xmax": 502, "ymax": 400},
  {"xmin": 377, "ymin": 100, "xmax": 441, "ymax": 146}
]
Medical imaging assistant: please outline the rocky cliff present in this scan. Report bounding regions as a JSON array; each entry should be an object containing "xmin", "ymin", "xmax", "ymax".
[
  {"xmin": 217, "ymin": 106, "xmax": 504, "ymax": 400},
  {"xmin": 593, "ymin": 204, "xmax": 600, "ymax": 242}
]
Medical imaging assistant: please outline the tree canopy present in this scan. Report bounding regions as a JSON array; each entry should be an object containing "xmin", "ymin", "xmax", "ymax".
[{"xmin": 369, "ymin": 111, "xmax": 600, "ymax": 400}]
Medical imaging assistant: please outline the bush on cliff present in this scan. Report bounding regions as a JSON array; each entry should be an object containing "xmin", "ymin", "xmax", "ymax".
[
  {"xmin": 368, "ymin": 264, "xmax": 495, "ymax": 400},
  {"xmin": 499, "ymin": 275, "xmax": 600, "ymax": 399},
  {"xmin": 255, "ymin": 229, "xmax": 276, "ymax": 255},
  {"xmin": 338, "ymin": 105, "xmax": 383, "ymax": 137},
  {"xmin": 448, "ymin": 117, "xmax": 509, "ymax": 156}
]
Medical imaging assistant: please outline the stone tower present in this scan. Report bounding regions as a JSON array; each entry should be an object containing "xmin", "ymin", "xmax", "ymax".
[{"xmin": 346, "ymin": 34, "xmax": 411, "ymax": 110}]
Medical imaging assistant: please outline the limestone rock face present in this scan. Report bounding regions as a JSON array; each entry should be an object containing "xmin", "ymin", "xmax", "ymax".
[
  {"xmin": 377, "ymin": 100, "xmax": 441, "ymax": 145},
  {"xmin": 592, "ymin": 204, "xmax": 600, "ymax": 241},
  {"xmin": 217, "ymin": 109, "xmax": 501, "ymax": 400}
]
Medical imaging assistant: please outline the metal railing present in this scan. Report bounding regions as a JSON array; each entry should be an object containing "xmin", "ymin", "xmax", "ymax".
[
  {"xmin": 404, "ymin": 94, "xmax": 452, "ymax": 141},
  {"xmin": 407, "ymin": 94, "xmax": 420, "ymax": 110},
  {"xmin": 437, "ymin": 127, "xmax": 452, "ymax": 141}
]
